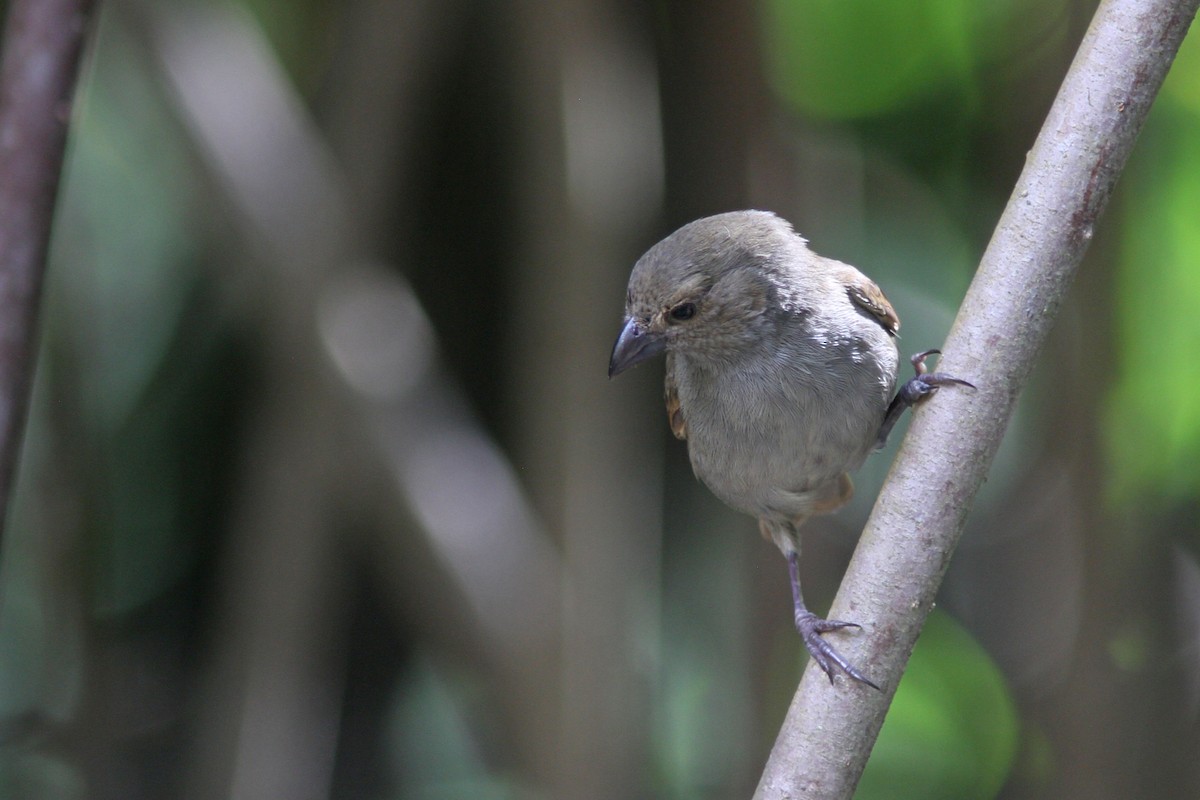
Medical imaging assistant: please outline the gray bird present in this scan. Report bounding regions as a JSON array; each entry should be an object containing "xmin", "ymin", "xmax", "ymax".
[{"xmin": 608, "ymin": 210, "xmax": 970, "ymax": 688}]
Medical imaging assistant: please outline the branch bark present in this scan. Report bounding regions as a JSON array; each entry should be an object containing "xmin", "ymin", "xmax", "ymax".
[
  {"xmin": 755, "ymin": 0, "xmax": 1200, "ymax": 796},
  {"xmin": 0, "ymin": 0, "xmax": 96, "ymax": 543}
]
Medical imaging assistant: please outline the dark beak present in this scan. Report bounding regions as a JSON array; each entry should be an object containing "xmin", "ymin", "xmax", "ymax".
[{"xmin": 608, "ymin": 318, "xmax": 665, "ymax": 377}]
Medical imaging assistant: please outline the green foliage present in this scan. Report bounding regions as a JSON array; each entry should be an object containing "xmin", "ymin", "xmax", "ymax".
[
  {"xmin": 857, "ymin": 611, "xmax": 1018, "ymax": 800},
  {"xmin": 0, "ymin": 751, "xmax": 84, "ymax": 800},
  {"xmin": 387, "ymin": 655, "xmax": 523, "ymax": 799},
  {"xmin": 0, "ymin": 408, "xmax": 84, "ymax": 722},
  {"xmin": 239, "ymin": 0, "xmax": 339, "ymax": 93},
  {"xmin": 760, "ymin": 0, "xmax": 1066, "ymax": 120},
  {"xmin": 1105, "ymin": 31, "xmax": 1200, "ymax": 507},
  {"xmin": 49, "ymin": 17, "xmax": 216, "ymax": 617}
]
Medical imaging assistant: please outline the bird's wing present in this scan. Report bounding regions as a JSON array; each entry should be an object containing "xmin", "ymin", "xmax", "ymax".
[
  {"xmin": 664, "ymin": 352, "xmax": 687, "ymax": 440},
  {"xmin": 843, "ymin": 269, "xmax": 900, "ymax": 337}
]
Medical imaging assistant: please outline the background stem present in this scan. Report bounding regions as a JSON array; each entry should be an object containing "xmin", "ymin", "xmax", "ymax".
[{"xmin": 0, "ymin": 0, "xmax": 96, "ymax": 542}]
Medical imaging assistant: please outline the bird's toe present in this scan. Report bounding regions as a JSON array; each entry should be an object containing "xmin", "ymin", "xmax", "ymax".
[{"xmin": 795, "ymin": 611, "xmax": 880, "ymax": 690}]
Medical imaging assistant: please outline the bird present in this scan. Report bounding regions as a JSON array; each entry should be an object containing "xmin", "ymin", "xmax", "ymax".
[{"xmin": 608, "ymin": 210, "xmax": 972, "ymax": 688}]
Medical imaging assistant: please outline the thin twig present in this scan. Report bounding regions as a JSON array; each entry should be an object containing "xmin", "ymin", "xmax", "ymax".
[
  {"xmin": 0, "ymin": 0, "xmax": 96, "ymax": 544},
  {"xmin": 754, "ymin": 0, "xmax": 1200, "ymax": 796}
]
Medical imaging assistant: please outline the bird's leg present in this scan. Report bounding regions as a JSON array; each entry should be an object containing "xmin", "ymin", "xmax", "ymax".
[
  {"xmin": 875, "ymin": 349, "xmax": 975, "ymax": 449},
  {"xmin": 788, "ymin": 551, "xmax": 880, "ymax": 690}
]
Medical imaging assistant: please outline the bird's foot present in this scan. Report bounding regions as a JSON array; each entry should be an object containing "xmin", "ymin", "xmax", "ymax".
[
  {"xmin": 898, "ymin": 348, "xmax": 975, "ymax": 403},
  {"xmin": 876, "ymin": 349, "xmax": 975, "ymax": 449},
  {"xmin": 795, "ymin": 610, "xmax": 880, "ymax": 690}
]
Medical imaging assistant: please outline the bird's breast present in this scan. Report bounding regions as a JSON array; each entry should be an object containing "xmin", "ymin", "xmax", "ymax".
[{"xmin": 675, "ymin": 336, "xmax": 895, "ymax": 521}]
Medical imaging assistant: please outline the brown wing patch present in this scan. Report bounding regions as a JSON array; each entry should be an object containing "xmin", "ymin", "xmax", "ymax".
[
  {"xmin": 845, "ymin": 274, "xmax": 900, "ymax": 337},
  {"xmin": 664, "ymin": 353, "xmax": 687, "ymax": 440}
]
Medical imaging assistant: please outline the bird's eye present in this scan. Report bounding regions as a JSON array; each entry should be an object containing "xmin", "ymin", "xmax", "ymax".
[{"xmin": 669, "ymin": 302, "xmax": 696, "ymax": 322}]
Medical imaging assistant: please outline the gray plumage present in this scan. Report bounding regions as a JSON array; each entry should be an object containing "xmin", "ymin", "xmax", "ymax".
[
  {"xmin": 614, "ymin": 210, "xmax": 900, "ymax": 556},
  {"xmin": 608, "ymin": 209, "xmax": 968, "ymax": 687}
]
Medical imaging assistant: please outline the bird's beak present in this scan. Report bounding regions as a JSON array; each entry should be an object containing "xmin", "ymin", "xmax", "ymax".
[{"xmin": 608, "ymin": 318, "xmax": 665, "ymax": 377}]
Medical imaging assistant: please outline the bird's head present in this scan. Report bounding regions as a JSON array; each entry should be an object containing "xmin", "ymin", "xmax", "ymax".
[{"xmin": 608, "ymin": 210, "xmax": 803, "ymax": 377}]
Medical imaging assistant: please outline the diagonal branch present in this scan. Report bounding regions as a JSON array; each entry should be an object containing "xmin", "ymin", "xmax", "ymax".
[
  {"xmin": 0, "ymin": 0, "xmax": 97, "ymax": 544},
  {"xmin": 755, "ymin": 0, "xmax": 1200, "ymax": 796}
]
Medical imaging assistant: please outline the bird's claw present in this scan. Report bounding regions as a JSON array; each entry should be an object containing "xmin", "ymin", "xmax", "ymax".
[
  {"xmin": 795, "ymin": 611, "xmax": 880, "ymax": 690},
  {"xmin": 875, "ymin": 349, "xmax": 975, "ymax": 449},
  {"xmin": 903, "ymin": 349, "xmax": 975, "ymax": 399}
]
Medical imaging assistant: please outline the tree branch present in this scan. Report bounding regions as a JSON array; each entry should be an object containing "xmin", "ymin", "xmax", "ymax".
[
  {"xmin": 754, "ymin": 0, "xmax": 1200, "ymax": 796},
  {"xmin": 0, "ymin": 0, "xmax": 96, "ymax": 543}
]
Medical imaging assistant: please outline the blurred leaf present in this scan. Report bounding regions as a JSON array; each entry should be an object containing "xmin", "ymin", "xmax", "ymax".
[
  {"xmin": 239, "ymin": 0, "xmax": 339, "ymax": 93},
  {"xmin": 52, "ymin": 15, "xmax": 201, "ymax": 437},
  {"xmin": 0, "ymin": 543, "xmax": 51, "ymax": 716},
  {"xmin": 45, "ymin": 16, "xmax": 240, "ymax": 617},
  {"xmin": 88, "ymin": 315, "xmax": 239, "ymax": 618},
  {"xmin": 0, "ymin": 751, "xmax": 84, "ymax": 800},
  {"xmin": 0, "ymin": 397, "xmax": 84, "ymax": 722},
  {"xmin": 653, "ymin": 505, "xmax": 757, "ymax": 800},
  {"xmin": 656, "ymin": 656, "xmax": 712, "ymax": 795},
  {"xmin": 1105, "ymin": 35, "xmax": 1200, "ymax": 507},
  {"xmin": 760, "ymin": 0, "xmax": 1066, "ymax": 120},
  {"xmin": 1161, "ymin": 12, "xmax": 1200, "ymax": 115},
  {"xmin": 388, "ymin": 655, "xmax": 522, "ymax": 799},
  {"xmin": 1105, "ymin": 625, "xmax": 1148, "ymax": 673},
  {"xmin": 857, "ymin": 611, "xmax": 1018, "ymax": 800},
  {"xmin": 655, "ymin": 647, "xmax": 745, "ymax": 800}
]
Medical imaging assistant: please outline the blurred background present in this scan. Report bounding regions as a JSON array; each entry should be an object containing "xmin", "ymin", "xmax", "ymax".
[{"xmin": 0, "ymin": 0, "xmax": 1198, "ymax": 797}]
